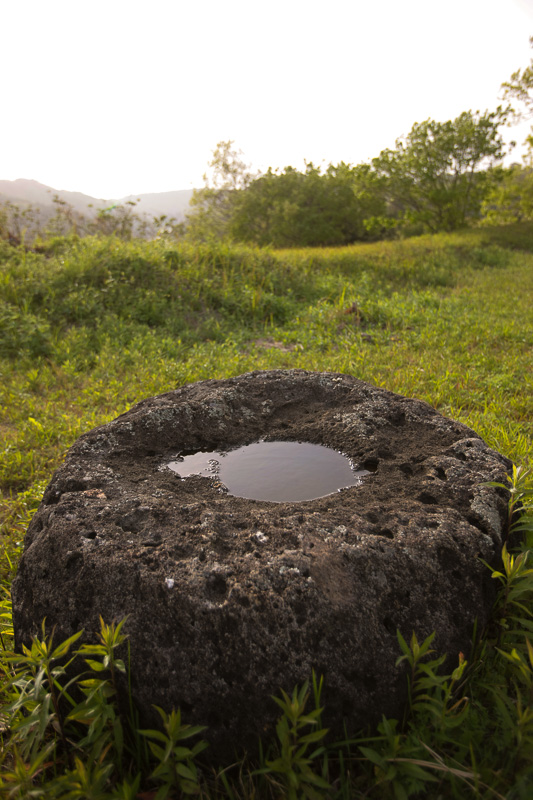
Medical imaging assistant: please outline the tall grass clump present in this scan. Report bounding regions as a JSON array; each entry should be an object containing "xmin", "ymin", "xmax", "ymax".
[{"xmin": 1, "ymin": 221, "xmax": 533, "ymax": 796}]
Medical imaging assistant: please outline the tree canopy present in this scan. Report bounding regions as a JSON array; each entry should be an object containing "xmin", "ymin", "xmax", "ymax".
[
  {"xmin": 371, "ymin": 110, "xmax": 507, "ymax": 232},
  {"xmin": 229, "ymin": 162, "xmax": 386, "ymax": 248},
  {"xmin": 502, "ymin": 35, "xmax": 533, "ymax": 142},
  {"xmin": 186, "ymin": 108, "xmax": 511, "ymax": 247},
  {"xmin": 481, "ymin": 164, "xmax": 533, "ymax": 225},
  {"xmin": 186, "ymin": 141, "xmax": 252, "ymax": 242}
]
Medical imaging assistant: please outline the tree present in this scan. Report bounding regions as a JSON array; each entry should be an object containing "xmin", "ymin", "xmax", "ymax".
[
  {"xmin": 186, "ymin": 141, "xmax": 252, "ymax": 241},
  {"xmin": 151, "ymin": 214, "xmax": 185, "ymax": 241},
  {"xmin": 481, "ymin": 164, "xmax": 533, "ymax": 224},
  {"xmin": 502, "ymin": 37, "xmax": 533, "ymax": 120},
  {"xmin": 371, "ymin": 110, "xmax": 508, "ymax": 232},
  {"xmin": 0, "ymin": 201, "xmax": 42, "ymax": 245},
  {"xmin": 90, "ymin": 200, "xmax": 141, "ymax": 240},
  {"xmin": 46, "ymin": 194, "xmax": 87, "ymax": 237},
  {"xmin": 229, "ymin": 162, "xmax": 387, "ymax": 247},
  {"xmin": 502, "ymin": 36, "xmax": 533, "ymax": 152}
]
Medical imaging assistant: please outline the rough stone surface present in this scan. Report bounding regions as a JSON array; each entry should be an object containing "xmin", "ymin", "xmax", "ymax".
[{"xmin": 12, "ymin": 370, "xmax": 513, "ymax": 759}]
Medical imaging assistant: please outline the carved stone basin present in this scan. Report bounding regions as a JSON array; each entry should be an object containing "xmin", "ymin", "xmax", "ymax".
[{"xmin": 12, "ymin": 370, "xmax": 511, "ymax": 759}]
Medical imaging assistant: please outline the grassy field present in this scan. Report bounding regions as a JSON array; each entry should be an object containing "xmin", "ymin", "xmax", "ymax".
[{"xmin": 0, "ymin": 225, "xmax": 532, "ymax": 797}]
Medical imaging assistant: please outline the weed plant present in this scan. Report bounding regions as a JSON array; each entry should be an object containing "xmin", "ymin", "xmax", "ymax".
[{"xmin": 1, "ymin": 224, "xmax": 533, "ymax": 796}]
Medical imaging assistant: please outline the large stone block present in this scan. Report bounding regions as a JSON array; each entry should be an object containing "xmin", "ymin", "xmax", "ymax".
[{"xmin": 12, "ymin": 370, "xmax": 512, "ymax": 759}]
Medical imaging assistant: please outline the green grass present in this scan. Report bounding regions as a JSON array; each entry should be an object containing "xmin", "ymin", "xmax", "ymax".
[{"xmin": 1, "ymin": 224, "xmax": 533, "ymax": 797}]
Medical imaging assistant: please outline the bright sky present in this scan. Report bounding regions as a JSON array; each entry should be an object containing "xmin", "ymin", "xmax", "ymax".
[{"xmin": 2, "ymin": 0, "xmax": 533, "ymax": 199}]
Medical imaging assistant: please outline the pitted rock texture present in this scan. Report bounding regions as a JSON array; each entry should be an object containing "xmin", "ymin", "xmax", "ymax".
[{"xmin": 12, "ymin": 370, "xmax": 512, "ymax": 759}]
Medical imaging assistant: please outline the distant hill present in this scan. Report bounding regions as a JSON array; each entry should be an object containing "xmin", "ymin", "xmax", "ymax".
[
  {"xmin": 0, "ymin": 179, "xmax": 108, "ymax": 217},
  {"xmin": 119, "ymin": 189, "xmax": 195, "ymax": 221},
  {"xmin": 0, "ymin": 179, "xmax": 195, "ymax": 222}
]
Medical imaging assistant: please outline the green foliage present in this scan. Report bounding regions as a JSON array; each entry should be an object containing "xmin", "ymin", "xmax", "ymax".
[
  {"xmin": 481, "ymin": 165, "xmax": 533, "ymax": 225},
  {"xmin": 254, "ymin": 675, "xmax": 330, "ymax": 799},
  {"xmin": 475, "ymin": 544, "xmax": 533, "ymax": 797},
  {"xmin": 0, "ymin": 302, "xmax": 53, "ymax": 359},
  {"xmin": 186, "ymin": 140, "xmax": 253, "ymax": 242},
  {"xmin": 1, "ymin": 226, "xmax": 532, "ymax": 507},
  {"xmin": 372, "ymin": 109, "xmax": 508, "ymax": 233},
  {"xmin": 396, "ymin": 631, "xmax": 469, "ymax": 732},
  {"xmin": 0, "ymin": 195, "xmax": 177, "ymax": 249},
  {"xmin": 1, "ymin": 522, "xmax": 533, "ymax": 797},
  {"xmin": 0, "ymin": 104, "xmax": 518, "ymax": 252},
  {"xmin": 483, "ymin": 464, "xmax": 533, "ymax": 546},
  {"xmin": 0, "ymin": 614, "xmax": 208, "ymax": 798},
  {"xmin": 187, "ymin": 110, "xmax": 510, "ymax": 248},
  {"xmin": 67, "ymin": 618, "xmax": 129, "ymax": 769},
  {"xmin": 140, "ymin": 707, "xmax": 208, "ymax": 797},
  {"xmin": 349, "ymin": 483, "xmax": 533, "ymax": 799},
  {"xmin": 0, "ymin": 200, "xmax": 43, "ymax": 245},
  {"xmin": 357, "ymin": 716, "xmax": 441, "ymax": 800},
  {"xmin": 45, "ymin": 195, "xmax": 88, "ymax": 239},
  {"xmin": 230, "ymin": 162, "xmax": 386, "ymax": 247},
  {"xmin": 502, "ymin": 35, "xmax": 533, "ymax": 151},
  {"xmin": 487, "ymin": 544, "xmax": 533, "ymax": 648},
  {"xmin": 90, "ymin": 201, "xmax": 140, "ymax": 240}
]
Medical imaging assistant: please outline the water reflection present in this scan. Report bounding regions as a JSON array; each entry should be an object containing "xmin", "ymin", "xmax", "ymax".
[{"xmin": 167, "ymin": 441, "xmax": 368, "ymax": 502}]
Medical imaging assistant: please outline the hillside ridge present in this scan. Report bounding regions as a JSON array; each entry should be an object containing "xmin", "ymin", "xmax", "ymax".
[{"xmin": 0, "ymin": 178, "xmax": 194, "ymax": 221}]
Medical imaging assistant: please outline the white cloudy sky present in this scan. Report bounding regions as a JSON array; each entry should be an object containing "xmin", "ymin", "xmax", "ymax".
[{"xmin": 2, "ymin": 0, "xmax": 533, "ymax": 199}]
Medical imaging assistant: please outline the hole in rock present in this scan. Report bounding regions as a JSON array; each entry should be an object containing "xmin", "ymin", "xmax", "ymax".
[
  {"xmin": 65, "ymin": 552, "xmax": 83, "ymax": 572},
  {"xmin": 206, "ymin": 574, "xmax": 227, "ymax": 597},
  {"xmin": 466, "ymin": 515, "xmax": 489, "ymax": 536},
  {"xmin": 418, "ymin": 491, "xmax": 438, "ymax": 505},
  {"xmin": 377, "ymin": 448, "xmax": 392, "ymax": 459},
  {"xmin": 383, "ymin": 616, "xmax": 396, "ymax": 635},
  {"xmin": 399, "ymin": 463, "xmax": 414, "ymax": 476},
  {"xmin": 43, "ymin": 490, "xmax": 61, "ymax": 505},
  {"xmin": 167, "ymin": 441, "xmax": 369, "ymax": 503}
]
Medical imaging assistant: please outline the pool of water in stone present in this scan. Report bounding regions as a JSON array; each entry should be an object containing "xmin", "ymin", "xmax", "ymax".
[{"xmin": 166, "ymin": 441, "xmax": 368, "ymax": 502}]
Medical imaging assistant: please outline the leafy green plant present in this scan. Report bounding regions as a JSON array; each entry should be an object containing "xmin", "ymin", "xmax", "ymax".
[
  {"xmin": 66, "ymin": 617, "xmax": 129, "ymax": 773},
  {"xmin": 396, "ymin": 631, "xmax": 469, "ymax": 734},
  {"xmin": 140, "ymin": 707, "xmax": 208, "ymax": 798},
  {"xmin": 0, "ymin": 613, "xmax": 209, "ymax": 798},
  {"xmin": 476, "ymin": 551, "xmax": 533, "ymax": 796},
  {"xmin": 255, "ymin": 675, "xmax": 331, "ymax": 800},
  {"xmin": 484, "ymin": 465, "xmax": 533, "ymax": 546},
  {"xmin": 357, "ymin": 716, "xmax": 441, "ymax": 800},
  {"xmin": 488, "ymin": 545, "xmax": 533, "ymax": 645},
  {"xmin": 2, "ymin": 623, "xmax": 84, "ymax": 767}
]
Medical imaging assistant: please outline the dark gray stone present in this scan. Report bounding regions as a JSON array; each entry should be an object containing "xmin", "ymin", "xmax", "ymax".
[{"xmin": 12, "ymin": 370, "xmax": 512, "ymax": 759}]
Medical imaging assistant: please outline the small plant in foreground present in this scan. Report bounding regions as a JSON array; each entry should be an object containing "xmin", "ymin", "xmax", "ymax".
[
  {"xmin": 396, "ymin": 631, "xmax": 469, "ymax": 733},
  {"xmin": 484, "ymin": 465, "xmax": 533, "ymax": 546},
  {"xmin": 2, "ymin": 623, "xmax": 85, "ymax": 768},
  {"xmin": 254, "ymin": 674, "xmax": 331, "ymax": 800},
  {"xmin": 487, "ymin": 545, "xmax": 533, "ymax": 647},
  {"xmin": 140, "ymin": 706, "xmax": 208, "ymax": 797},
  {"xmin": 357, "ymin": 715, "xmax": 441, "ymax": 799},
  {"xmin": 0, "ymin": 616, "xmax": 208, "ymax": 797}
]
